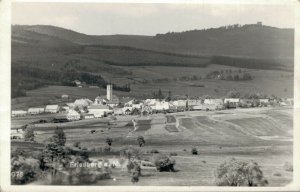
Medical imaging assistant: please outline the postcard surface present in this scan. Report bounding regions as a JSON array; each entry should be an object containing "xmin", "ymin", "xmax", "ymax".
[{"xmin": 0, "ymin": 0, "xmax": 299, "ymax": 190}]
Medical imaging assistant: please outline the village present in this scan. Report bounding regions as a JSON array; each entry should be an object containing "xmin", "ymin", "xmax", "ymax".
[{"xmin": 12, "ymin": 83, "xmax": 294, "ymax": 121}]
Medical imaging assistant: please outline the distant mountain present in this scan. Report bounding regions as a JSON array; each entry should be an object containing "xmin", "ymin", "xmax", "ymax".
[
  {"xmin": 12, "ymin": 24, "xmax": 294, "ymax": 59},
  {"xmin": 154, "ymin": 24, "xmax": 294, "ymax": 59}
]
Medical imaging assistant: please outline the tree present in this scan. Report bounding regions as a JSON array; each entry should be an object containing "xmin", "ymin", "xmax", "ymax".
[
  {"xmin": 23, "ymin": 125, "xmax": 35, "ymax": 142},
  {"xmin": 82, "ymin": 106, "xmax": 88, "ymax": 113},
  {"xmin": 120, "ymin": 146, "xmax": 141, "ymax": 160},
  {"xmin": 214, "ymin": 158, "xmax": 268, "ymax": 186},
  {"xmin": 74, "ymin": 106, "xmax": 80, "ymax": 113},
  {"xmin": 41, "ymin": 133, "xmax": 72, "ymax": 180},
  {"xmin": 226, "ymin": 90, "xmax": 240, "ymax": 98},
  {"xmin": 166, "ymin": 91, "xmax": 172, "ymax": 101},
  {"xmin": 191, "ymin": 147, "xmax": 198, "ymax": 155},
  {"xmin": 53, "ymin": 127, "xmax": 66, "ymax": 146},
  {"xmin": 137, "ymin": 136, "xmax": 145, "ymax": 147},
  {"xmin": 154, "ymin": 154, "xmax": 176, "ymax": 172},
  {"xmin": 106, "ymin": 137, "xmax": 113, "ymax": 146},
  {"xmin": 157, "ymin": 88, "xmax": 164, "ymax": 100}
]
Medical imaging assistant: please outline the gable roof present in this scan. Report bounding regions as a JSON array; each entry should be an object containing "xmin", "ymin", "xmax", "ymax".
[
  {"xmin": 45, "ymin": 105, "xmax": 59, "ymax": 110},
  {"xmin": 88, "ymin": 105, "xmax": 111, "ymax": 110}
]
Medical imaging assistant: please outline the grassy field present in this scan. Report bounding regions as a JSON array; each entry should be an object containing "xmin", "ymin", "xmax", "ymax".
[
  {"xmin": 11, "ymin": 107, "xmax": 293, "ymax": 186},
  {"xmin": 11, "ymin": 63, "xmax": 293, "ymax": 110}
]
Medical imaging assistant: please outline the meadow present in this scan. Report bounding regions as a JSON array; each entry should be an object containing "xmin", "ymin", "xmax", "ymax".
[
  {"xmin": 11, "ymin": 63, "xmax": 293, "ymax": 110},
  {"xmin": 11, "ymin": 107, "xmax": 293, "ymax": 186}
]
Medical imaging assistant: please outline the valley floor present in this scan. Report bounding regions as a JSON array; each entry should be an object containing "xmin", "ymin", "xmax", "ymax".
[{"xmin": 11, "ymin": 107, "xmax": 294, "ymax": 186}]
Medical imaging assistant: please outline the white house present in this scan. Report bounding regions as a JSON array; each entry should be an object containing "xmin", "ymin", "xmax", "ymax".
[
  {"xmin": 114, "ymin": 108, "xmax": 124, "ymax": 115},
  {"xmin": 94, "ymin": 96, "xmax": 105, "ymax": 105},
  {"xmin": 122, "ymin": 107, "xmax": 133, "ymax": 115},
  {"xmin": 151, "ymin": 100, "xmax": 170, "ymax": 111},
  {"xmin": 259, "ymin": 99, "xmax": 269, "ymax": 103},
  {"xmin": 74, "ymin": 80, "xmax": 81, "ymax": 87},
  {"xmin": 28, "ymin": 108, "xmax": 44, "ymax": 115},
  {"xmin": 12, "ymin": 110, "xmax": 27, "ymax": 117},
  {"xmin": 66, "ymin": 110, "xmax": 80, "ymax": 121},
  {"xmin": 88, "ymin": 105, "xmax": 112, "ymax": 118},
  {"xmin": 204, "ymin": 99, "xmax": 223, "ymax": 105},
  {"xmin": 106, "ymin": 99, "xmax": 119, "ymax": 108},
  {"xmin": 172, "ymin": 100, "xmax": 187, "ymax": 107},
  {"xmin": 224, "ymin": 98, "xmax": 240, "ymax": 104},
  {"xmin": 144, "ymin": 99, "xmax": 157, "ymax": 106},
  {"xmin": 61, "ymin": 94, "xmax": 69, "ymax": 100},
  {"xmin": 11, "ymin": 129, "xmax": 24, "ymax": 139},
  {"xmin": 45, "ymin": 105, "xmax": 60, "ymax": 113},
  {"xmin": 132, "ymin": 103, "xmax": 143, "ymax": 109},
  {"xmin": 187, "ymin": 99, "xmax": 202, "ymax": 106},
  {"xmin": 74, "ymin": 99, "xmax": 93, "ymax": 109}
]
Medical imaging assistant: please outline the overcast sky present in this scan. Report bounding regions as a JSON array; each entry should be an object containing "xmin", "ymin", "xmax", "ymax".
[{"xmin": 12, "ymin": 2, "xmax": 295, "ymax": 36}]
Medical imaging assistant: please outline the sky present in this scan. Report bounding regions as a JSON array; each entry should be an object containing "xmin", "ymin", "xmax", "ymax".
[{"xmin": 12, "ymin": 2, "xmax": 295, "ymax": 36}]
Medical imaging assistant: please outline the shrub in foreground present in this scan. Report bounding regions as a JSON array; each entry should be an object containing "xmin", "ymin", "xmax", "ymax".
[
  {"xmin": 214, "ymin": 158, "xmax": 268, "ymax": 186},
  {"xmin": 153, "ymin": 154, "xmax": 176, "ymax": 172}
]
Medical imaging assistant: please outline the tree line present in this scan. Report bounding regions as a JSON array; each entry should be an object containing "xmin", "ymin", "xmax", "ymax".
[{"xmin": 11, "ymin": 65, "xmax": 130, "ymax": 98}]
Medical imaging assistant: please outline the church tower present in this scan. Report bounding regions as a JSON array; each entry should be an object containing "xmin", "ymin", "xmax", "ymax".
[{"xmin": 107, "ymin": 84, "xmax": 112, "ymax": 101}]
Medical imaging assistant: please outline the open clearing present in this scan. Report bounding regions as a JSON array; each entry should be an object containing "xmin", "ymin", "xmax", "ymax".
[
  {"xmin": 11, "ymin": 63, "xmax": 293, "ymax": 110},
  {"xmin": 11, "ymin": 107, "xmax": 293, "ymax": 186}
]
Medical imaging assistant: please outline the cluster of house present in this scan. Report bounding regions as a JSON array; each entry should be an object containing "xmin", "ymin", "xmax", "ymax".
[{"xmin": 12, "ymin": 84, "xmax": 294, "ymax": 121}]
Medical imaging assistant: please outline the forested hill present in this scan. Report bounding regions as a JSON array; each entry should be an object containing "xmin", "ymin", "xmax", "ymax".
[
  {"xmin": 13, "ymin": 24, "xmax": 294, "ymax": 59},
  {"xmin": 154, "ymin": 24, "xmax": 294, "ymax": 59}
]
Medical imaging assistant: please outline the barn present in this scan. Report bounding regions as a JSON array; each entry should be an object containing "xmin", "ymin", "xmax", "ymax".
[
  {"xmin": 28, "ymin": 108, "xmax": 45, "ymax": 115},
  {"xmin": 88, "ymin": 105, "xmax": 112, "ymax": 118},
  {"xmin": 12, "ymin": 110, "xmax": 27, "ymax": 117},
  {"xmin": 45, "ymin": 105, "xmax": 60, "ymax": 113}
]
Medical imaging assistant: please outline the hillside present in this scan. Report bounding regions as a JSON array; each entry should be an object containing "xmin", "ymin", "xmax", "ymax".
[
  {"xmin": 11, "ymin": 24, "xmax": 294, "ymax": 100},
  {"xmin": 13, "ymin": 24, "xmax": 294, "ymax": 59}
]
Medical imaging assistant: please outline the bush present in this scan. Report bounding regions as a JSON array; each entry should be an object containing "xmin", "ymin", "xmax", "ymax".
[
  {"xmin": 137, "ymin": 136, "xmax": 146, "ymax": 147},
  {"xmin": 214, "ymin": 158, "xmax": 268, "ymax": 186},
  {"xmin": 169, "ymin": 152, "xmax": 178, "ymax": 156},
  {"xmin": 120, "ymin": 146, "xmax": 141, "ymax": 160},
  {"xmin": 23, "ymin": 125, "xmax": 35, "ymax": 142},
  {"xmin": 153, "ymin": 154, "xmax": 176, "ymax": 172},
  {"xmin": 106, "ymin": 137, "xmax": 113, "ymax": 146},
  {"xmin": 11, "ymin": 156, "xmax": 40, "ymax": 184},
  {"xmin": 191, "ymin": 148, "xmax": 198, "ymax": 155}
]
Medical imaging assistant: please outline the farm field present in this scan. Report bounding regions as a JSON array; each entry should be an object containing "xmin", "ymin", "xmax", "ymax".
[
  {"xmin": 11, "ymin": 63, "xmax": 293, "ymax": 110},
  {"xmin": 11, "ymin": 107, "xmax": 293, "ymax": 186}
]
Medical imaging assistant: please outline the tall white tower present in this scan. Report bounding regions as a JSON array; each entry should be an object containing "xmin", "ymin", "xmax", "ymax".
[{"xmin": 107, "ymin": 84, "xmax": 112, "ymax": 100}]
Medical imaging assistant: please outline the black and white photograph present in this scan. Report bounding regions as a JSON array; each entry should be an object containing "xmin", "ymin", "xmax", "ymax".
[{"xmin": 0, "ymin": 0, "xmax": 299, "ymax": 189}]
